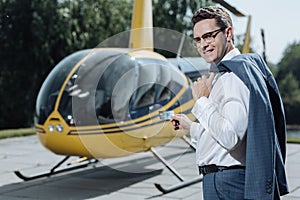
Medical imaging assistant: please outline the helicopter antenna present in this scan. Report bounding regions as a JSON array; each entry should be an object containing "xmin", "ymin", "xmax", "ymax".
[{"xmin": 261, "ymin": 28, "xmax": 267, "ymax": 61}]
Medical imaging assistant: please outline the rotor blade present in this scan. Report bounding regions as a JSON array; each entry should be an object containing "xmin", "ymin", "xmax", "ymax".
[{"xmin": 212, "ymin": 0, "xmax": 245, "ymax": 17}]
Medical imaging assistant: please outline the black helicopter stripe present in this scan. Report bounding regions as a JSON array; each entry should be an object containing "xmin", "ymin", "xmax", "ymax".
[
  {"xmin": 69, "ymin": 97, "xmax": 193, "ymax": 133},
  {"xmin": 68, "ymin": 120, "xmax": 165, "ymax": 135},
  {"xmin": 68, "ymin": 112, "xmax": 161, "ymax": 134},
  {"xmin": 67, "ymin": 108, "xmax": 192, "ymax": 135},
  {"xmin": 99, "ymin": 114, "xmax": 159, "ymax": 130},
  {"xmin": 35, "ymin": 126, "xmax": 46, "ymax": 133}
]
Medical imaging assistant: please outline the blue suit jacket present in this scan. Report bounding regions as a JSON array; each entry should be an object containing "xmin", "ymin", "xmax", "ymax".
[{"xmin": 218, "ymin": 53, "xmax": 289, "ymax": 199}]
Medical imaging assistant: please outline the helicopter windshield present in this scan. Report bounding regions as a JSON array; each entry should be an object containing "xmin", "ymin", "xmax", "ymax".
[
  {"xmin": 35, "ymin": 50, "xmax": 91, "ymax": 125},
  {"xmin": 58, "ymin": 51, "xmax": 136, "ymax": 126}
]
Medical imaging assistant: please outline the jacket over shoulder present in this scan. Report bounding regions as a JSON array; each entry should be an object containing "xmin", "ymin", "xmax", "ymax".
[{"xmin": 218, "ymin": 53, "xmax": 289, "ymax": 200}]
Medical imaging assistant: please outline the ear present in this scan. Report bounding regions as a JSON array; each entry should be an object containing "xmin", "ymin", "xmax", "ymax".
[{"xmin": 226, "ymin": 26, "xmax": 233, "ymax": 42}]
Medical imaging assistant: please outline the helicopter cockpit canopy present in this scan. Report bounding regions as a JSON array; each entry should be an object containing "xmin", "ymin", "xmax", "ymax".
[{"xmin": 35, "ymin": 49, "xmax": 188, "ymax": 127}]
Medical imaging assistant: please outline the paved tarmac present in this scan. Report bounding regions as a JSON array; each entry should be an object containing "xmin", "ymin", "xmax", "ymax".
[{"xmin": 0, "ymin": 135, "xmax": 299, "ymax": 200}]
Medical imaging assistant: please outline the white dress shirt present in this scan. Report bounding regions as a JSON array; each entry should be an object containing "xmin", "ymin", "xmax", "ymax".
[{"xmin": 190, "ymin": 48, "xmax": 249, "ymax": 167}]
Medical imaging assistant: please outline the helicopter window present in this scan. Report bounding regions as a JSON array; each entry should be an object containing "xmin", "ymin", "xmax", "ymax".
[
  {"xmin": 56, "ymin": 51, "xmax": 136, "ymax": 125},
  {"xmin": 94, "ymin": 53, "xmax": 136, "ymax": 124},
  {"xmin": 35, "ymin": 50, "xmax": 91, "ymax": 124},
  {"xmin": 128, "ymin": 58, "xmax": 187, "ymax": 120},
  {"xmin": 95, "ymin": 90, "xmax": 113, "ymax": 120},
  {"xmin": 156, "ymin": 85, "xmax": 171, "ymax": 103},
  {"xmin": 132, "ymin": 84, "xmax": 155, "ymax": 109}
]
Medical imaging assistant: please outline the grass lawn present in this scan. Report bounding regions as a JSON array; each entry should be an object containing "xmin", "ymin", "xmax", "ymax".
[
  {"xmin": 287, "ymin": 137, "xmax": 300, "ymax": 144},
  {"xmin": 0, "ymin": 128, "xmax": 36, "ymax": 140}
]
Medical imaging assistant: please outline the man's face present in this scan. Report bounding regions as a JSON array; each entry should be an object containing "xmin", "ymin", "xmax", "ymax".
[{"xmin": 193, "ymin": 19, "xmax": 231, "ymax": 64}]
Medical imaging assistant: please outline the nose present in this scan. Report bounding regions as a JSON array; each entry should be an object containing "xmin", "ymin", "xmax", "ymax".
[
  {"xmin": 199, "ymin": 42, "xmax": 209, "ymax": 52},
  {"xmin": 199, "ymin": 39, "xmax": 210, "ymax": 48}
]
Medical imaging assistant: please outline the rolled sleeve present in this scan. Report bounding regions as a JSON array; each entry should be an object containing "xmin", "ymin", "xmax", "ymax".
[
  {"xmin": 191, "ymin": 97, "xmax": 216, "ymax": 131},
  {"xmin": 190, "ymin": 121, "xmax": 205, "ymax": 142}
]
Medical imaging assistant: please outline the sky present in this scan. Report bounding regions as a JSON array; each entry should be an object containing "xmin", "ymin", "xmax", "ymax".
[{"xmin": 223, "ymin": 0, "xmax": 300, "ymax": 64}]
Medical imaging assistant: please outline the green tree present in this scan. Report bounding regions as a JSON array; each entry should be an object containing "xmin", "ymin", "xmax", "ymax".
[
  {"xmin": 0, "ymin": 0, "xmax": 56, "ymax": 129},
  {"xmin": 0, "ymin": 0, "xmax": 132, "ymax": 129},
  {"xmin": 279, "ymin": 72, "xmax": 300, "ymax": 104},
  {"xmin": 152, "ymin": 0, "xmax": 211, "ymax": 57},
  {"xmin": 277, "ymin": 42, "xmax": 300, "ymax": 83},
  {"xmin": 276, "ymin": 41, "xmax": 300, "ymax": 124}
]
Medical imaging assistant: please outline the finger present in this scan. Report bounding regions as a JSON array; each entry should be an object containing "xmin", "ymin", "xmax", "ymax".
[
  {"xmin": 201, "ymin": 74, "xmax": 208, "ymax": 79},
  {"xmin": 208, "ymin": 72, "xmax": 216, "ymax": 82},
  {"xmin": 171, "ymin": 115, "xmax": 181, "ymax": 126},
  {"xmin": 171, "ymin": 114, "xmax": 181, "ymax": 121},
  {"xmin": 172, "ymin": 119, "xmax": 180, "ymax": 126}
]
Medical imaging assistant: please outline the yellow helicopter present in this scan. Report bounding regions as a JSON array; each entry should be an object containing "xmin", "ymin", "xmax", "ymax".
[{"xmin": 15, "ymin": 0, "xmax": 250, "ymax": 194}]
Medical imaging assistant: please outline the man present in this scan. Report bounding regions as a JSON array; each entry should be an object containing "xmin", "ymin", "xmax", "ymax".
[{"xmin": 172, "ymin": 6, "xmax": 289, "ymax": 200}]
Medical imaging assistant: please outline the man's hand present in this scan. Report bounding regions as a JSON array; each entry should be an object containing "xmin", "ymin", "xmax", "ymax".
[
  {"xmin": 171, "ymin": 114, "xmax": 192, "ymax": 133},
  {"xmin": 192, "ymin": 72, "xmax": 216, "ymax": 100}
]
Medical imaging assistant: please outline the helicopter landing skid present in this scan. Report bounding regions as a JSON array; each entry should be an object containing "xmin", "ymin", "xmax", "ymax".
[
  {"xmin": 150, "ymin": 136, "xmax": 202, "ymax": 194},
  {"xmin": 14, "ymin": 156, "xmax": 98, "ymax": 181},
  {"xmin": 154, "ymin": 176, "xmax": 203, "ymax": 194}
]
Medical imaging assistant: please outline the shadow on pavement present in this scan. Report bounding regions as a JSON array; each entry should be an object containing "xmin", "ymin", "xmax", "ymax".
[{"xmin": 0, "ymin": 163, "xmax": 162, "ymax": 199}]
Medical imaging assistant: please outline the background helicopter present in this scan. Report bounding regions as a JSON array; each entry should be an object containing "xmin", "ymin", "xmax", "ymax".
[{"xmin": 15, "ymin": 0, "xmax": 250, "ymax": 194}]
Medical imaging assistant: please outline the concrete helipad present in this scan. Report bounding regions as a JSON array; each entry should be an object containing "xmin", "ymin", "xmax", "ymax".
[{"xmin": 0, "ymin": 135, "xmax": 300, "ymax": 199}]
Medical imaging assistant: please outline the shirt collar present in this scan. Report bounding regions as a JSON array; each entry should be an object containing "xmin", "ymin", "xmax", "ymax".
[
  {"xmin": 222, "ymin": 48, "xmax": 241, "ymax": 61},
  {"xmin": 210, "ymin": 48, "xmax": 241, "ymax": 72}
]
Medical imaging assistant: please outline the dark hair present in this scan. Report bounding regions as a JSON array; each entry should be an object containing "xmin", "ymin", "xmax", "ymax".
[{"xmin": 192, "ymin": 6, "xmax": 233, "ymax": 29}]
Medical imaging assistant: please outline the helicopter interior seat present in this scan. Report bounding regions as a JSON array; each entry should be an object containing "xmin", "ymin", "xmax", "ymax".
[
  {"xmin": 95, "ymin": 89, "xmax": 115, "ymax": 124},
  {"xmin": 95, "ymin": 89, "xmax": 105, "ymax": 114},
  {"xmin": 133, "ymin": 84, "xmax": 155, "ymax": 110}
]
